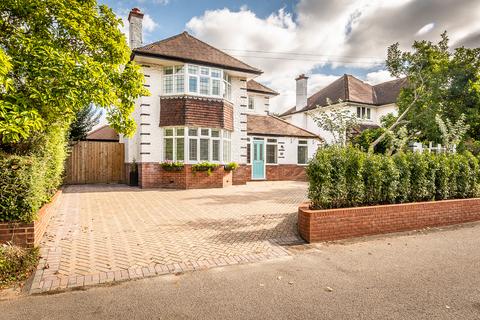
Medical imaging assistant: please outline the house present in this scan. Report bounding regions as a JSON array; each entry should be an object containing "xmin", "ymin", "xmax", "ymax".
[
  {"xmin": 122, "ymin": 8, "xmax": 319, "ymax": 189},
  {"xmin": 279, "ymin": 74, "xmax": 407, "ymax": 144},
  {"xmin": 86, "ymin": 125, "xmax": 120, "ymax": 142}
]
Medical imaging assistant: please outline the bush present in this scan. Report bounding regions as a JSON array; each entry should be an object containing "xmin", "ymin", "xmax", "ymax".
[
  {"xmin": 307, "ymin": 147, "xmax": 480, "ymax": 209},
  {"xmin": 224, "ymin": 162, "xmax": 239, "ymax": 171},
  {"xmin": 0, "ymin": 126, "xmax": 67, "ymax": 222},
  {"xmin": 192, "ymin": 162, "xmax": 219, "ymax": 175},
  {"xmin": 160, "ymin": 160, "xmax": 184, "ymax": 171},
  {"xmin": 0, "ymin": 244, "xmax": 39, "ymax": 288}
]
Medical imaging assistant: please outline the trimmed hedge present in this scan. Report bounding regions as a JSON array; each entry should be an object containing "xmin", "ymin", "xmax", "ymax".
[
  {"xmin": 307, "ymin": 147, "xmax": 480, "ymax": 209},
  {"xmin": 0, "ymin": 126, "xmax": 67, "ymax": 222}
]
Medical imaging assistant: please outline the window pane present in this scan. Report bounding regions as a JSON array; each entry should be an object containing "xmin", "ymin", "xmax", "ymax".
[
  {"xmin": 298, "ymin": 146, "xmax": 308, "ymax": 164},
  {"xmin": 175, "ymin": 75, "xmax": 184, "ymax": 93},
  {"xmin": 266, "ymin": 144, "xmax": 277, "ymax": 164},
  {"xmin": 200, "ymin": 77, "xmax": 209, "ymax": 95},
  {"xmin": 367, "ymin": 108, "xmax": 371, "ymax": 119},
  {"xmin": 212, "ymin": 79, "xmax": 221, "ymax": 96},
  {"xmin": 188, "ymin": 128, "xmax": 198, "ymax": 136},
  {"xmin": 189, "ymin": 76, "xmax": 198, "ymax": 93},
  {"xmin": 211, "ymin": 129, "xmax": 220, "ymax": 137},
  {"xmin": 176, "ymin": 128, "xmax": 184, "ymax": 136},
  {"xmin": 357, "ymin": 107, "xmax": 361, "ymax": 118},
  {"xmin": 223, "ymin": 140, "xmax": 231, "ymax": 162},
  {"xmin": 176, "ymin": 138, "xmax": 184, "ymax": 161},
  {"xmin": 164, "ymin": 138, "xmax": 173, "ymax": 160},
  {"xmin": 299, "ymin": 140, "xmax": 308, "ymax": 145},
  {"xmin": 248, "ymin": 96, "xmax": 254, "ymax": 109},
  {"xmin": 211, "ymin": 69, "xmax": 221, "ymax": 78},
  {"xmin": 165, "ymin": 128, "xmax": 173, "ymax": 136},
  {"xmin": 188, "ymin": 65, "xmax": 198, "ymax": 74},
  {"xmin": 201, "ymin": 128, "xmax": 209, "ymax": 136},
  {"xmin": 175, "ymin": 65, "xmax": 184, "ymax": 74},
  {"xmin": 247, "ymin": 143, "xmax": 251, "ymax": 163},
  {"xmin": 200, "ymin": 138, "xmax": 209, "ymax": 161},
  {"xmin": 164, "ymin": 76, "xmax": 173, "ymax": 94},
  {"xmin": 164, "ymin": 67, "xmax": 173, "ymax": 75},
  {"xmin": 267, "ymin": 138, "xmax": 277, "ymax": 143},
  {"xmin": 189, "ymin": 139, "xmax": 197, "ymax": 161},
  {"xmin": 212, "ymin": 140, "xmax": 220, "ymax": 161},
  {"xmin": 200, "ymin": 67, "xmax": 209, "ymax": 76}
]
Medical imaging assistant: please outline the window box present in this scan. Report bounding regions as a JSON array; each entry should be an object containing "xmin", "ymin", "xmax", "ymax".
[
  {"xmin": 192, "ymin": 162, "xmax": 219, "ymax": 175},
  {"xmin": 160, "ymin": 161, "xmax": 185, "ymax": 171},
  {"xmin": 224, "ymin": 162, "xmax": 239, "ymax": 171}
]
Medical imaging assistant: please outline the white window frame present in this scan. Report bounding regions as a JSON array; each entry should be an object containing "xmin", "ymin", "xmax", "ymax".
[
  {"xmin": 248, "ymin": 96, "xmax": 255, "ymax": 110},
  {"xmin": 356, "ymin": 106, "xmax": 371, "ymax": 120},
  {"xmin": 297, "ymin": 140, "xmax": 309, "ymax": 165},
  {"xmin": 163, "ymin": 127, "xmax": 185, "ymax": 162},
  {"xmin": 266, "ymin": 138, "xmax": 278, "ymax": 164}
]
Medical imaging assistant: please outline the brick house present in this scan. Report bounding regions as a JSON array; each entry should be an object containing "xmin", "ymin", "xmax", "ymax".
[{"xmin": 122, "ymin": 8, "xmax": 320, "ymax": 189}]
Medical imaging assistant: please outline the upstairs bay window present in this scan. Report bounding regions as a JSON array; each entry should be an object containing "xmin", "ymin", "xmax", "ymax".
[{"xmin": 164, "ymin": 64, "xmax": 232, "ymax": 100}]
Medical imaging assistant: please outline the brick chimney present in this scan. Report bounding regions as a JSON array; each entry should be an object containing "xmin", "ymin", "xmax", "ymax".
[
  {"xmin": 295, "ymin": 74, "xmax": 309, "ymax": 111},
  {"xmin": 128, "ymin": 8, "xmax": 144, "ymax": 49}
]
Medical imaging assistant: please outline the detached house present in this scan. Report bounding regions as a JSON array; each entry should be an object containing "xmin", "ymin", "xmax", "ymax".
[
  {"xmin": 280, "ymin": 74, "xmax": 407, "ymax": 144},
  {"xmin": 122, "ymin": 8, "xmax": 319, "ymax": 189}
]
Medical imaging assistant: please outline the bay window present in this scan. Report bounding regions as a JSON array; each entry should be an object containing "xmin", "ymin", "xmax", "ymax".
[
  {"xmin": 165, "ymin": 127, "xmax": 232, "ymax": 163},
  {"xmin": 165, "ymin": 64, "xmax": 232, "ymax": 99}
]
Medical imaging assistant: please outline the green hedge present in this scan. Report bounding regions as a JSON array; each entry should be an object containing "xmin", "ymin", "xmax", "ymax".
[
  {"xmin": 0, "ymin": 126, "xmax": 67, "ymax": 222},
  {"xmin": 307, "ymin": 147, "xmax": 480, "ymax": 209}
]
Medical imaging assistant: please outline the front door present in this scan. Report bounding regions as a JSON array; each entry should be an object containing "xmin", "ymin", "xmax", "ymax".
[{"xmin": 252, "ymin": 139, "xmax": 265, "ymax": 180}]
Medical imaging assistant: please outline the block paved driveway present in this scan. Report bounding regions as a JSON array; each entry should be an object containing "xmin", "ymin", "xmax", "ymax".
[{"xmin": 30, "ymin": 181, "xmax": 307, "ymax": 293}]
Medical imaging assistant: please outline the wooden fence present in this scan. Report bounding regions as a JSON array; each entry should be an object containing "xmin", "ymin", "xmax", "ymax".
[{"xmin": 64, "ymin": 141, "xmax": 125, "ymax": 184}]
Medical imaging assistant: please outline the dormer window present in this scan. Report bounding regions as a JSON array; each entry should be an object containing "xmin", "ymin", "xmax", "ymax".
[{"xmin": 163, "ymin": 64, "xmax": 232, "ymax": 100}]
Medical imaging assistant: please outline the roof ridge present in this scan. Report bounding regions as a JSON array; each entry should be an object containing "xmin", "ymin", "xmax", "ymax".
[
  {"xmin": 180, "ymin": 32, "xmax": 262, "ymax": 73},
  {"xmin": 344, "ymin": 74, "xmax": 350, "ymax": 101}
]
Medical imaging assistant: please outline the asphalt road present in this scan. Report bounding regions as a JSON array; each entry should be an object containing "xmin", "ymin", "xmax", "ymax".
[{"xmin": 2, "ymin": 223, "xmax": 480, "ymax": 320}]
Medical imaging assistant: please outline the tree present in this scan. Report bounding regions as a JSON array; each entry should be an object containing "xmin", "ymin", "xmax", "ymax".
[
  {"xmin": 0, "ymin": 0, "xmax": 149, "ymax": 148},
  {"xmin": 435, "ymin": 113, "xmax": 469, "ymax": 153},
  {"xmin": 370, "ymin": 32, "xmax": 480, "ymax": 151},
  {"xmin": 69, "ymin": 105, "xmax": 101, "ymax": 141},
  {"xmin": 308, "ymin": 99, "xmax": 359, "ymax": 147}
]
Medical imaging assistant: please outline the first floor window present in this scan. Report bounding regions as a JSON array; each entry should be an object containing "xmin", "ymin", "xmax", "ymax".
[
  {"xmin": 266, "ymin": 139, "xmax": 277, "ymax": 164},
  {"xmin": 200, "ymin": 138, "xmax": 209, "ymax": 161},
  {"xmin": 189, "ymin": 139, "xmax": 198, "ymax": 161},
  {"xmin": 212, "ymin": 79, "xmax": 221, "ymax": 96},
  {"xmin": 200, "ymin": 77, "xmax": 209, "ymax": 95},
  {"xmin": 357, "ymin": 107, "xmax": 371, "ymax": 119},
  {"xmin": 297, "ymin": 140, "xmax": 308, "ymax": 164},
  {"xmin": 163, "ymin": 76, "xmax": 173, "ymax": 94},
  {"xmin": 248, "ymin": 96, "xmax": 255, "ymax": 110},
  {"xmin": 175, "ymin": 75, "xmax": 184, "ymax": 93}
]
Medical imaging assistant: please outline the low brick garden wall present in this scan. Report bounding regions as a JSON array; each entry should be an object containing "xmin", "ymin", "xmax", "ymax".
[
  {"xmin": 298, "ymin": 198, "xmax": 480, "ymax": 242},
  {"xmin": 0, "ymin": 190, "xmax": 62, "ymax": 248}
]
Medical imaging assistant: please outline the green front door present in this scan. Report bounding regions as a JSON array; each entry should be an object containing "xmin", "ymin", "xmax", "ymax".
[{"xmin": 252, "ymin": 139, "xmax": 265, "ymax": 180}]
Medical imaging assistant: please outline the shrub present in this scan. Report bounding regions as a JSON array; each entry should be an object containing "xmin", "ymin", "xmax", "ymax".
[
  {"xmin": 224, "ymin": 162, "xmax": 239, "ymax": 171},
  {"xmin": 160, "ymin": 160, "xmax": 184, "ymax": 171},
  {"xmin": 307, "ymin": 147, "xmax": 480, "ymax": 209},
  {"xmin": 0, "ymin": 244, "xmax": 39, "ymax": 288},
  {"xmin": 0, "ymin": 126, "xmax": 67, "ymax": 222}
]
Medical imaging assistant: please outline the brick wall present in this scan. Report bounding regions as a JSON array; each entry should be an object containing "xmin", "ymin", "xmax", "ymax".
[
  {"xmin": 232, "ymin": 164, "xmax": 248, "ymax": 185},
  {"xmin": 0, "ymin": 190, "xmax": 62, "ymax": 248},
  {"xmin": 265, "ymin": 165, "xmax": 306, "ymax": 181},
  {"xmin": 160, "ymin": 96, "xmax": 234, "ymax": 130},
  {"xmin": 298, "ymin": 198, "xmax": 480, "ymax": 243},
  {"xmin": 139, "ymin": 163, "xmax": 232, "ymax": 189}
]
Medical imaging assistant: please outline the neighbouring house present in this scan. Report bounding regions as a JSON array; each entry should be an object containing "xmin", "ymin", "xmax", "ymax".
[
  {"xmin": 279, "ymin": 74, "xmax": 407, "ymax": 144},
  {"xmin": 122, "ymin": 8, "xmax": 320, "ymax": 189},
  {"xmin": 86, "ymin": 125, "xmax": 120, "ymax": 142}
]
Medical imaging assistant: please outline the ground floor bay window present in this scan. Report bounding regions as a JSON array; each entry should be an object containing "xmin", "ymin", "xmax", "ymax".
[{"xmin": 163, "ymin": 127, "xmax": 232, "ymax": 163}]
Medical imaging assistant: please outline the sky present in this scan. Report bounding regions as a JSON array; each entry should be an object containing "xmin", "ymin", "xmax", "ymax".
[{"xmin": 100, "ymin": 0, "xmax": 480, "ymax": 114}]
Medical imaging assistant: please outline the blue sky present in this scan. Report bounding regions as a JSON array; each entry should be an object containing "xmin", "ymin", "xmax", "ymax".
[{"xmin": 98, "ymin": 0, "xmax": 480, "ymax": 112}]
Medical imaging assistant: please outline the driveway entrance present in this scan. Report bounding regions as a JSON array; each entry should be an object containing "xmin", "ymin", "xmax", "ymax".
[{"xmin": 30, "ymin": 181, "xmax": 307, "ymax": 293}]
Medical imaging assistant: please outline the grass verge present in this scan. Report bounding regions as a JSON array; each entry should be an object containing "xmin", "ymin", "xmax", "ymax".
[{"xmin": 0, "ymin": 244, "xmax": 39, "ymax": 289}]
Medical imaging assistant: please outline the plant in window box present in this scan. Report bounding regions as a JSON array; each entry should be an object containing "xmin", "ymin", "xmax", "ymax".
[
  {"xmin": 160, "ymin": 160, "xmax": 184, "ymax": 171},
  {"xmin": 192, "ymin": 162, "xmax": 219, "ymax": 175},
  {"xmin": 224, "ymin": 162, "xmax": 239, "ymax": 171}
]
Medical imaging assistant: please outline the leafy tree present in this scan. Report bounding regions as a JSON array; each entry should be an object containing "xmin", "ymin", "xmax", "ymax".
[
  {"xmin": 308, "ymin": 99, "xmax": 359, "ymax": 147},
  {"xmin": 435, "ymin": 113, "xmax": 469, "ymax": 153},
  {"xmin": 69, "ymin": 105, "xmax": 101, "ymax": 141},
  {"xmin": 0, "ymin": 0, "xmax": 149, "ymax": 148},
  {"xmin": 370, "ymin": 32, "xmax": 480, "ymax": 151}
]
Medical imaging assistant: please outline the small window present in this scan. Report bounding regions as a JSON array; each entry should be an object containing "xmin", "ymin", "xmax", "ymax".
[
  {"xmin": 356, "ymin": 107, "xmax": 371, "ymax": 120},
  {"xmin": 188, "ymin": 128, "xmax": 198, "ymax": 136},
  {"xmin": 248, "ymin": 96, "xmax": 254, "ymax": 110},
  {"xmin": 297, "ymin": 140, "xmax": 308, "ymax": 164},
  {"xmin": 211, "ymin": 129, "xmax": 220, "ymax": 138},
  {"xmin": 201, "ymin": 128, "xmax": 209, "ymax": 136}
]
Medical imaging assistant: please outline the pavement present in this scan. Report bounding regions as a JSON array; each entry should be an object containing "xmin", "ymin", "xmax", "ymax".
[
  {"xmin": 2, "ymin": 221, "xmax": 480, "ymax": 319},
  {"xmin": 30, "ymin": 182, "xmax": 306, "ymax": 293}
]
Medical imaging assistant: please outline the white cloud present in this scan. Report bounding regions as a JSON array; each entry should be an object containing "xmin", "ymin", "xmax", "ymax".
[
  {"xmin": 416, "ymin": 22, "xmax": 435, "ymax": 36},
  {"xmin": 365, "ymin": 70, "xmax": 396, "ymax": 85},
  {"xmin": 185, "ymin": 0, "xmax": 480, "ymax": 113},
  {"xmin": 143, "ymin": 14, "xmax": 159, "ymax": 32}
]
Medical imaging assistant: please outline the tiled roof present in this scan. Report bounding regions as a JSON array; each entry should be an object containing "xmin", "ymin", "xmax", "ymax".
[
  {"xmin": 86, "ymin": 125, "xmax": 119, "ymax": 141},
  {"xmin": 247, "ymin": 114, "xmax": 319, "ymax": 139},
  {"xmin": 246, "ymin": 80, "xmax": 279, "ymax": 96},
  {"xmin": 279, "ymin": 75, "xmax": 407, "ymax": 117},
  {"xmin": 132, "ymin": 32, "xmax": 262, "ymax": 75}
]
